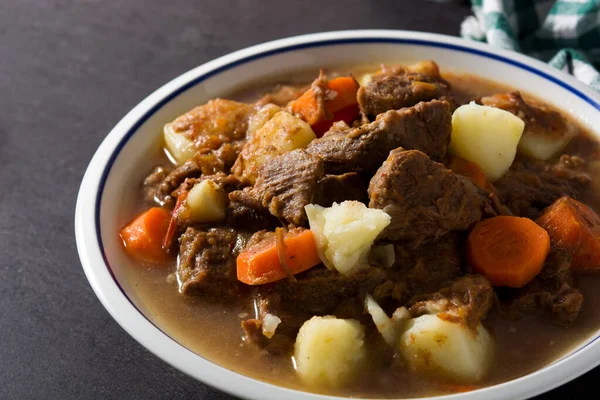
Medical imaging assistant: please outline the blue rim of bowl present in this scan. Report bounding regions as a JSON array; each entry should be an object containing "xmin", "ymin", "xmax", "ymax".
[{"xmin": 95, "ymin": 36, "xmax": 600, "ymax": 390}]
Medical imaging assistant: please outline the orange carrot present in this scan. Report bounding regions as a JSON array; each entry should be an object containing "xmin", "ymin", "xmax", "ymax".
[
  {"xmin": 467, "ymin": 216, "xmax": 550, "ymax": 288},
  {"xmin": 537, "ymin": 197, "xmax": 600, "ymax": 274},
  {"xmin": 120, "ymin": 207, "xmax": 173, "ymax": 264},
  {"xmin": 290, "ymin": 76, "xmax": 359, "ymax": 136},
  {"xmin": 448, "ymin": 156, "xmax": 487, "ymax": 189},
  {"xmin": 237, "ymin": 228, "xmax": 321, "ymax": 285}
]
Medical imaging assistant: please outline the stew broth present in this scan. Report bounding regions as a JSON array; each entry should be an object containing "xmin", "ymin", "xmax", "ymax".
[{"xmin": 122, "ymin": 66, "xmax": 600, "ymax": 398}]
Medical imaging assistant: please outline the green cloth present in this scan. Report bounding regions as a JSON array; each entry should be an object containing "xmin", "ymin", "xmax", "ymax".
[{"xmin": 461, "ymin": 0, "xmax": 600, "ymax": 91}]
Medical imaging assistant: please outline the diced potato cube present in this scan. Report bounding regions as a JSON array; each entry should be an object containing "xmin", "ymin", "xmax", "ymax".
[
  {"xmin": 247, "ymin": 103, "xmax": 282, "ymax": 137},
  {"xmin": 449, "ymin": 102, "xmax": 524, "ymax": 181},
  {"xmin": 518, "ymin": 123, "xmax": 577, "ymax": 161},
  {"xmin": 399, "ymin": 314, "xmax": 494, "ymax": 382},
  {"xmin": 186, "ymin": 180, "xmax": 227, "ymax": 223},
  {"xmin": 294, "ymin": 316, "xmax": 365, "ymax": 388},
  {"xmin": 233, "ymin": 110, "xmax": 316, "ymax": 183},
  {"xmin": 164, "ymin": 124, "xmax": 196, "ymax": 164},
  {"xmin": 305, "ymin": 201, "xmax": 391, "ymax": 275}
]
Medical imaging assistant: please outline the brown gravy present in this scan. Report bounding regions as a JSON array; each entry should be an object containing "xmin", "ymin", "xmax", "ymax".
[{"xmin": 122, "ymin": 67, "xmax": 600, "ymax": 398}]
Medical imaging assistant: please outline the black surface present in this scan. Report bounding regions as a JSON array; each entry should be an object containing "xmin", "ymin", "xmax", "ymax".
[{"xmin": 0, "ymin": 0, "xmax": 596, "ymax": 399}]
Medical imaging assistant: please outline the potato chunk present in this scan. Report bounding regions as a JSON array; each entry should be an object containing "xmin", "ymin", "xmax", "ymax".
[
  {"xmin": 305, "ymin": 201, "xmax": 391, "ymax": 274},
  {"xmin": 399, "ymin": 314, "xmax": 494, "ymax": 382},
  {"xmin": 186, "ymin": 180, "xmax": 227, "ymax": 223},
  {"xmin": 294, "ymin": 316, "xmax": 365, "ymax": 388},
  {"xmin": 233, "ymin": 110, "xmax": 316, "ymax": 183},
  {"xmin": 163, "ymin": 99, "xmax": 253, "ymax": 165},
  {"xmin": 449, "ymin": 102, "xmax": 524, "ymax": 181}
]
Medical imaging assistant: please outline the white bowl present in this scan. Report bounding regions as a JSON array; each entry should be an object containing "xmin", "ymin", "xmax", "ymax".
[{"xmin": 75, "ymin": 30, "xmax": 600, "ymax": 400}]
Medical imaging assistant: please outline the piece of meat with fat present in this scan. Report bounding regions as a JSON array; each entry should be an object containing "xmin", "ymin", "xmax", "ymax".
[
  {"xmin": 507, "ymin": 249, "xmax": 583, "ymax": 324},
  {"xmin": 231, "ymin": 149, "xmax": 324, "ymax": 226},
  {"xmin": 358, "ymin": 74, "xmax": 451, "ymax": 117},
  {"xmin": 493, "ymin": 155, "xmax": 590, "ymax": 219},
  {"xmin": 271, "ymin": 266, "xmax": 387, "ymax": 314},
  {"xmin": 177, "ymin": 227, "xmax": 249, "ymax": 297},
  {"xmin": 306, "ymin": 99, "xmax": 452, "ymax": 174},
  {"xmin": 409, "ymin": 274, "xmax": 495, "ymax": 330},
  {"xmin": 368, "ymin": 148, "xmax": 489, "ymax": 244},
  {"xmin": 154, "ymin": 160, "xmax": 201, "ymax": 207}
]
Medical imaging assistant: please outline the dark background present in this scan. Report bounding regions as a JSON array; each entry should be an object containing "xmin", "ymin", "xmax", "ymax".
[{"xmin": 0, "ymin": 0, "xmax": 595, "ymax": 398}]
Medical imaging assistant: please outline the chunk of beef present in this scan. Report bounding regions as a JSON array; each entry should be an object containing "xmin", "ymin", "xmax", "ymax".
[
  {"xmin": 155, "ymin": 160, "xmax": 202, "ymax": 206},
  {"xmin": 142, "ymin": 166, "xmax": 170, "ymax": 205},
  {"xmin": 306, "ymin": 99, "xmax": 452, "ymax": 173},
  {"xmin": 493, "ymin": 155, "xmax": 590, "ymax": 219},
  {"xmin": 369, "ymin": 149, "xmax": 488, "ymax": 244},
  {"xmin": 508, "ymin": 249, "xmax": 583, "ymax": 324},
  {"xmin": 177, "ymin": 227, "xmax": 248, "ymax": 297},
  {"xmin": 481, "ymin": 91, "xmax": 577, "ymax": 143},
  {"xmin": 231, "ymin": 149, "xmax": 324, "ymax": 226},
  {"xmin": 272, "ymin": 267, "xmax": 387, "ymax": 314},
  {"xmin": 358, "ymin": 74, "xmax": 451, "ymax": 117},
  {"xmin": 226, "ymin": 200, "xmax": 279, "ymax": 231},
  {"xmin": 314, "ymin": 172, "xmax": 368, "ymax": 207},
  {"xmin": 409, "ymin": 275, "xmax": 494, "ymax": 329}
]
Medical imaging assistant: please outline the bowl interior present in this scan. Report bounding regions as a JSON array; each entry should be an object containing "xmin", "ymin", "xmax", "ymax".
[{"xmin": 88, "ymin": 35, "xmax": 600, "ymax": 400}]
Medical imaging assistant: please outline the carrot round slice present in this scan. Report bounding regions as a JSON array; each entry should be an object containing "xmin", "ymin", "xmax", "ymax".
[
  {"xmin": 467, "ymin": 216, "xmax": 550, "ymax": 288},
  {"xmin": 537, "ymin": 197, "xmax": 600, "ymax": 274}
]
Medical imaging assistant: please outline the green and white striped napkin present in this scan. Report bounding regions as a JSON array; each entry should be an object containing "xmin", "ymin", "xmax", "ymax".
[{"xmin": 461, "ymin": 0, "xmax": 600, "ymax": 91}]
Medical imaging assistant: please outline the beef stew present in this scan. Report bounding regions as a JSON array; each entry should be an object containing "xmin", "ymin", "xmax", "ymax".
[{"xmin": 119, "ymin": 61, "xmax": 600, "ymax": 398}]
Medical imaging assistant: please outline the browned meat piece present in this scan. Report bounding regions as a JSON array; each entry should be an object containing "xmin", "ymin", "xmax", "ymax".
[
  {"xmin": 409, "ymin": 275, "xmax": 495, "ymax": 329},
  {"xmin": 306, "ymin": 99, "xmax": 452, "ymax": 174},
  {"xmin": 358, "ymin": 74, "xmax": 451, "ymax": 117},
  {"xmin": 142, "ymin": 165, "xmax": 170, "ymax": 205},
  {"xmin": 493, "ymin": 155, "xmax": 590, "ymax": 219},
  {"xmin": 398, "ymin": 232, "xmax": 463, "ymax": 297},
  {"xmin": 314, "ymin": 172, "xmax": 368, "ymax": 207},
  {"xmin": 240, "ymin": 318, "xmax": 295, "ymax": 356},
  {"xmin": 177, "ymin": 227, "xmax": 249, "ymax": 297},
  {"xmin": 272, "ymin": 267, "xmax": 387, "ymax": 314},
  {"xmin": 231, "ymin": 149, "xmax": 324, "ymax": 226},
  {"xmin": 256, "ymin": 84, "xmax": 308, "ymax": 107},
  {"xmin": 155, "ymin": 160, "xmax": 202, "ymax": 206},
  {"xmin": 368, "ymin": 149, "xmax": 488, "ymax": 244},
  {"xmin": 226, "ymin": 200, "xmax": 279, "ymax": 231},
  {"xmin": 509, "ymin": 249, "xmax": 583, "ymax": 324},
  {"xmin": 480, "ymin": 91, "xmax": 577, "ymax": 143}
]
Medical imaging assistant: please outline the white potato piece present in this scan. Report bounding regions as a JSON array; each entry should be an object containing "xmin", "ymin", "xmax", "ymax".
[
  {"xmin": 186, "ymin": 180, "xmax": 227, "ymax": 223},
  {"xmin": 305, "ymin": 202, "xmax": 391, "ymax": 274},
  {"xmin": 399, "ymin": 314, "xmax": 494, "ymax": 383},
  {"xmin": 518, "ymin": 123, "xmax": 577, "ymax": 161},
  {"xmin": 365, "ymin": 294, "xmax": 397, "ymax": 346},
  {"xmin": 164, "ymin": 124, "xmax": 196, "ymax": 165},
  {"xmin": 233, "ymin": 110, "xmax": 316, "ymax": 183},
  {"xmin": 247, "ymin": 103, "xmax": 282, "ymax": 137},
  {"xmin": 294, "ymin": 316, "xmax": 365, "ymax": 388},
  {"xmin": 449, "ymin": 102, "xmax": 525, "ymax": 181}
]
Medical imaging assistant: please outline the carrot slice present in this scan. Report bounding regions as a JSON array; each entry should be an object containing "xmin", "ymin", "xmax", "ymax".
[
  {"xmin": 120, "ymin": 207, "xmax": 172, "ymax": 264},
  {"xmin": 237, "ymin": 228, "xmax": 321, "ymax": 285},
  {"xmin": 290, "ymin": 76, "xmax": 359, "ymax": 136},
  {"xmin": 467, "ymin": 216, "xmax": 550, "ymax": 287},
  {"xmin": 310, "ymin": 104, "xmax": 360, "ymax": 136},
  {"xmin": 537, "ymin": 197, "xmax": 600, "ymax": 274},
  {"xmin": 448, "ymin": 156, "xmax": 487, "ymax": 189}
]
